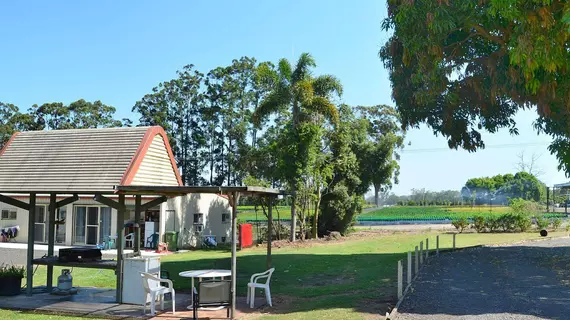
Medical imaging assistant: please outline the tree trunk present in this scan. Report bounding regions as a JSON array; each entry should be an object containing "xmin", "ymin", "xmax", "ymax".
[
  {"xmin": 374, "ymin": 184, "xmax": 380, "ymax": 207},
  {"xmin": 313, "ymin": 187, "xmax": 321, "ymax": 239},
  {"xmin": 290, "ymin": 194, "xmax": 296, "ymax": 242}
]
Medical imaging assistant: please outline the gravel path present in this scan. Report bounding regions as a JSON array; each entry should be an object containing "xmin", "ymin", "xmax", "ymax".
[{"xmin": 396, "ymin": 237, "xmax": 570, "ymax": 320}]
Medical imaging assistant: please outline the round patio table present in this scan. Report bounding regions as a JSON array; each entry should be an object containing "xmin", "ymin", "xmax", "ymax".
[{"xmin": 179, "ymin": 269, "xmax": 231, "ymax": 310}]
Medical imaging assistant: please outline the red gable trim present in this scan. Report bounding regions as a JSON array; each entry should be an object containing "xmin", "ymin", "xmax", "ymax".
[
  {"xmin": 120, "ymin": 126, "xmax": 183, "ymax": 186},
  {"xmin": 0, "ymin": 132, "xmax": 20, "ymax": 157}
]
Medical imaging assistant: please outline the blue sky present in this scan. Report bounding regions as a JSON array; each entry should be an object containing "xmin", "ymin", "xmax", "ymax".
[{"xmin": 0, "ymin": 1, "xmax": 566, "ymax": 195}]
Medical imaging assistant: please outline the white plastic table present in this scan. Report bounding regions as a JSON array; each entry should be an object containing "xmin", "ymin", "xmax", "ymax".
[{"xmin": 179, "ymin": 269, "xmax": 231, "ymax": 309}]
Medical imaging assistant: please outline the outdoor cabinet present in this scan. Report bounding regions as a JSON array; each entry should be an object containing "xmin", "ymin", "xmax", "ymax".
[{"xmin": 122, "ymin": 256, "xmax": 161, "ymax": 304}]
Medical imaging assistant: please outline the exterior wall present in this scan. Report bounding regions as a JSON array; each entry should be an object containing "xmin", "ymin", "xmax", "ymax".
[
  {"xmin": 130, "ymin": 134, "xmax": 179, "ymax": 186},
  {"xmin": 0, "ymin": 196, "xmax": 156, "ymax": 246},
  {"xmin": 161, "ymin": 193, "xmax": 231, "ymax": 249}
]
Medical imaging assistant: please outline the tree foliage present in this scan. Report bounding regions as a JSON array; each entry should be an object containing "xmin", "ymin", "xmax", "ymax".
[
  {"xmin": 380, "ymin": 0, "xmax": 570, "ymax": 175},
  {"xmin": 461, "ymin": 172, "xmax": 545, "ymax": 204}
]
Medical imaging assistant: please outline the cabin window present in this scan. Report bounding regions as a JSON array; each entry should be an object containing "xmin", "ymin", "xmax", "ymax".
[
  {"xmin": 1, "ymin": 210, "xmax": 16, "ymax": 220},
  {"xmin": 222, "ymin": 213, "xmax": 230, "ymax": 223},
  {"xmin": 193, "ymin": 213, "xmax": 204, "ymax": 224}
]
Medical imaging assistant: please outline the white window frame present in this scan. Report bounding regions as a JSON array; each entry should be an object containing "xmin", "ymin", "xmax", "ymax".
[{"xmin": 1, "ymin": 209, "xmax": 17, "ymax": 220}]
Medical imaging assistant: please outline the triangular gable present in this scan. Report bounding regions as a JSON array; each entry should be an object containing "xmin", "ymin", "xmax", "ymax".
[{"xmin": 121, "ymin": 127, "xmax": 182, "ymax": 186}]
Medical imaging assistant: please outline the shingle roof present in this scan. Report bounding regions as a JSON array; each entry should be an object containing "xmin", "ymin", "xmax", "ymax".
[{"xmin": 0, "ymin": 126, "xmax": 182, "ymax": 193}]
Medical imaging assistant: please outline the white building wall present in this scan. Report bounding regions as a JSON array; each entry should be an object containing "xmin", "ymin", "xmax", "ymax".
[{"xmin": 162, "ymin": 193, "xmax": 231, "ymax": 249}]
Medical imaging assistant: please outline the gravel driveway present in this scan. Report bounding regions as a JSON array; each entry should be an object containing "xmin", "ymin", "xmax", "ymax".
[{"xmin": 396, "ymin": 237, "xmax": 570, "ymax": 320}]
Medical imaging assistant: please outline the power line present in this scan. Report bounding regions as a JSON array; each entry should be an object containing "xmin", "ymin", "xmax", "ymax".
[{"xmin": 401, "ymin": 142, "xmax": 550, "ymax": 154}]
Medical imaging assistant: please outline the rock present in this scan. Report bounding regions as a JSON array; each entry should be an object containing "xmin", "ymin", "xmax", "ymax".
[{"xmin": 329, "ymin": 231, "xmax": 342, "ymax": 240}]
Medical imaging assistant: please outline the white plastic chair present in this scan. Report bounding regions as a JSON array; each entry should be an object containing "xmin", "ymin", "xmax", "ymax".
[
  {"xmin": 246, "ymin": 268, "xmax": 275, "ymax": 308},
  {"xmin": 125, "ymin": 233, "xmax": 134, "ymax": 248},
  {"xmin": 141, "ymin": 272, "xmax": 176, "ymax": 316}
]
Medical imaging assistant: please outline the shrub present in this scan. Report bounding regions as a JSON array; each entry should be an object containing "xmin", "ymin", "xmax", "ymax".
[
  {"xmin": 0, "ymin": 264, "xmax": 25, "ymax": 278},
  {"xmin": 552, "ymin": 218, "xmax": 562, "ymax": 230},
  {"xmin": 513, "ymin": 214, "xmax": 532, "ymax": 232},
  {"xmin": 407, "ymin": 200, "xmax": 417, "ymax": 206},
  {"xmin": 452, "ymin": 218, "xmax": 469, "ymax": 233},
  {"xmin": 535, "ymin": 216, "xmax": 549, "ymax": 230},
  {"xmin": 473, "ymin": 216, "xmax": 486, "ymax": 233},
  {"xmin": 498, "ymin": 214, "xmax": 517, "ymax": 232},
  {"xmin": 485, "ymin": 216, "xmax": 501, "ymax": 232}
]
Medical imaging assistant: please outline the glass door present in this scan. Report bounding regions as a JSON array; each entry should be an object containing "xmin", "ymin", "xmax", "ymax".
[
  {"xmin": 75, "ymin": 207, "xmax": 86, "ymax": 244},
  {"xmin": 55, "ymin": 207, "xmax": 66, "ymax": 244},
  {"xmin": 34, "ymin": 206, "xmax": 46, "ymax": 243},
  {"xmin": 86, "ymin": 207, "xmax": 99, "ymax": 245},
  {"xmin": 99, "ymin": 207, "xmax": 111, "ymax": 244}
]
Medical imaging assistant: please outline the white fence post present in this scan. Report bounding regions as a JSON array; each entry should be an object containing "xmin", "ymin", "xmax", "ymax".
[
  {"xmin": 436, "ymin": 235, "xmax": 440, "ymax": 256},
  {"xmin": 397, "ymin": 260, "xmax": 403, "ymax": 299},
  {"xmin": 415, "ymin": 246, "xmax": 419, "ymax": 274},
  {"xmin": 407, "ymin": 251, "xmax": 412, "ymax": 284},
  {"xmin": 426, "ymin": 238, "xmax": 429, "ymax": 259},
  {"xmin": 420, "ymin": 241, "xmax": 424, "ymax": 264},
  {"xmin": 453, "ymin": 233, "xmax": 456, "ymax": 250}
]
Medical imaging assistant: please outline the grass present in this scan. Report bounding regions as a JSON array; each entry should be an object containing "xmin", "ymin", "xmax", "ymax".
[
  {"xmin": 0, "ymin": 309, "xmax": 105, "ymax": 319},
  {"xmin": 359, "ymin": 206, "xmax": 566, "ymax": 221},
  {"xmin": 25, "ymin": 230, "xmax": 567, "ymax": 319}
]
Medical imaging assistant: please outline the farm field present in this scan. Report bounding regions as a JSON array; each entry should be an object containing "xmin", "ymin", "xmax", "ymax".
[
  {"xmin": 238, "ymin": 205, "xmax": 567, "ymax": 222},
  {"xmin": 360, "ymin": 206, "xmax": 566, "ymax": 221}
]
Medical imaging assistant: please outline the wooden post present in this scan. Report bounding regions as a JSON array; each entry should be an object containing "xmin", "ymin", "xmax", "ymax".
[
  {"xmin": 425, "ymin": 238, "xmax": 429, "ymax": 259},
  {"xmin": 230, "ymin": 191, "xmax": 240, "ymax": 319},
  {"xmin": 414, "ymin": 246, "xmax": 419, "ymax": 274},
  {"xmin": 436, "ymin": 235, "xmax": 440, "ymax": 256},
  {"xmin": 290, "ymin": 194, "xmax": 296, "ymax": 242},
  {"xmin": 267, "ymin": 196, "xmax": 273, "ymax": 269},
  {"xmin": 116, "ymin": 194, "xmax": 125, "ymax": 303},
  {"xmin": 46, "ymin": 193, "xmax": 57, "ymax": 291},
  {"xmin": 134, "ymin": 195, "xmax": 142, "ymax": 255},
  {"xmin": 407, "ymin": 251, "xmax": 412, "ymax": 284},
  {"xmin": 453, "ymin": 233, "xmax": 456, "ymax": 250},
  {"xmin": 420, "ymin": 241, "xmax": 424, "ymax": 264},
  {"xmin": 397, "ymin": 260, "xmax": 403, "ymax": 299},
  {"xmin": 26, "ymin": 193, "xmax": 36, "ymax": 296}
]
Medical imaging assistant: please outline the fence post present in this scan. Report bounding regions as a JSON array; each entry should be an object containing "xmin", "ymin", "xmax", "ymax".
[
  {"xmin": 453, "ymin": 233, "xmax": 456, "ymax": 250},
  {"xmin": 436, "ymin": 235, "xmax": 440, "ymax": 256},
  {"xmin": 415, "ymin": 246, "xmax": 419, "ymax": 274},
  {"xmin": 407, "ymin": 251, "xmax": 412, "ymax": 284},
  {"xmin": 420, "ymin": 241, "xmax": 424, "ymax": 264},
  {"xmin": 426, "ymin": 238, "xmax": 429, "ymax": 259},
  {"xmin": 397, "ymin": 260, "xmax": 403, "ymax": 299}
]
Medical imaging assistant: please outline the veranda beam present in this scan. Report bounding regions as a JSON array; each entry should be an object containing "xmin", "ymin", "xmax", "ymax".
[
  {"xmin": 0, "ymin": 194, "xmax": 30, "ymax": 210},
  {"xmin": 46, "ymin": 193, "xmax": 56, "ymax": 291},
  {"xmin": 93, "ymin": 194, "xmax": 126, "ymax": 211},
  {"xmin": 140, "ymin": 196, "xmax": 168, "ymax": 212},
  {"xmin": 229, "ymin": 191, "xmax": 240, "ymax": 319},
  {"xmin": 51, "ymin": 194, "xmax": 79, "ymax": 210},
  {"xmin": 26, "ymin": 193, "xmax": 36, "ymax": 296},
  {"xmin": 134, "ymin": 195, "xmax": 141, "ymax": 255},
  {"xmin": 267, "ymin": 196, "xmax": 273, "ymax": 269}
]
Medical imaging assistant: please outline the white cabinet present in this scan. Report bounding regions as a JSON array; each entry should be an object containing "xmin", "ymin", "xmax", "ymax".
[{"xmin": 122, "ymin": 256, "xmax": 161, "ymax": 304}]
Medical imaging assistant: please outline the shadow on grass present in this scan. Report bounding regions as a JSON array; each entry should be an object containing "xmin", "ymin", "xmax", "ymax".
[
  {"xmin": 397, "ymin": 243, "xmax": 570, "ymax": 319},
  {"xmin": 162, "ymin": 251, "xmax": 403, "ymax": 317}
]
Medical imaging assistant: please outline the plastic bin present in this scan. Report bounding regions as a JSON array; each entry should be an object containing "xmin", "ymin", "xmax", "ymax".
[{"xmin": 164, "ymin": 231, "xmax": 178, "ymax": 251}]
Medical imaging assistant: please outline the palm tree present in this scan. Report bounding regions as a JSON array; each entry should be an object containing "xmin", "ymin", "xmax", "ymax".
[{"xmin": 252, "ymin": 53, "xmax": 343, "ymax": 241}]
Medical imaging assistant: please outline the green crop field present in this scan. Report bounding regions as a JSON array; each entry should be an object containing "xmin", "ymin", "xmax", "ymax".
[{"xmin": 359, "ymin": 206, "xmax": 566, "ymax": 221}]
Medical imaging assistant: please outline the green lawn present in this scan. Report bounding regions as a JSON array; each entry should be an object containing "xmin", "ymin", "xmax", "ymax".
[
  {"xmin": 0, "ymin": 309, "xmax": 104, "ymax": 319},
  {"xmin": 28, "ymin": 230, "xmax": 566, "ymax": 319}
]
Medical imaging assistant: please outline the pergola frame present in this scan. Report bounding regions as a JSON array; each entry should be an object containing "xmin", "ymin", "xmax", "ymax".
[
  {"xmin": 0, "ymin": 185, "xmax": 283, "ymax": 319},
  {"xmin": 115, "ymin": 185, "xmax": 284, "ymax": 319},
  {"xmin": 0, "ymin": 189, "xmax": 168, "ymax": 304}
]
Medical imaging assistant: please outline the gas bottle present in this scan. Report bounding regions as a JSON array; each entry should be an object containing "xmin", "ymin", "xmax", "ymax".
[{"xmin": 57, "ymin": 269, "xmax": 72, "ymax": 290}]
